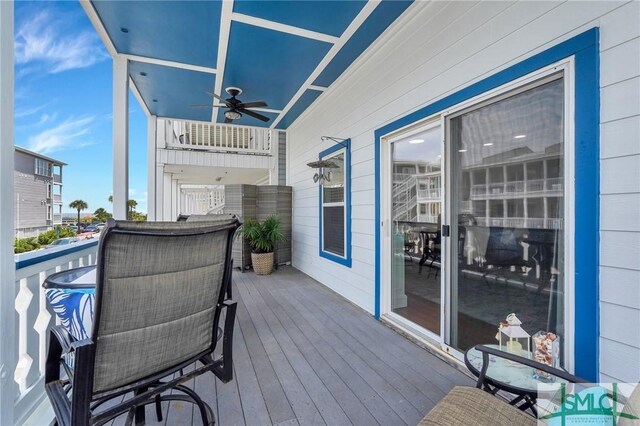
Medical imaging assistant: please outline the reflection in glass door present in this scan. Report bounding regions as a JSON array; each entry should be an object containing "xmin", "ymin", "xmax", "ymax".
[
  {"xmin": 447, "ymin": 73, "xmax": 566, "ymax": 363},
  {"xmin": 390, "ymin": 125, "xmax": 442, "ymax": 336}
]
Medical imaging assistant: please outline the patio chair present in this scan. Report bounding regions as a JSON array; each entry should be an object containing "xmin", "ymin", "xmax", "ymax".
[
  {"xmin": 45, "ymin": 217, "xmax": 241, "ymax": 426},
  {"xmin": 481, "ymin": 227, "xmax": 530, "ymax": 288},
  {"xmin": 418, "ymin": 230, "xmax": 441, "ymax": 278},
  {"xmin": 418, "ymin": 345, "xmax": 640, "ymax": 426}
]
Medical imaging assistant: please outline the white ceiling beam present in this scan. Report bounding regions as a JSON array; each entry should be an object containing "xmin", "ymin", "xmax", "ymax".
[
  {"xmin": 79, "ymin": 0, "xmax": 117, "ymax": 57},
  {"xmin": 232, "ymin": 12, "xmax": 339, "ymax": 44},
  {"xmin": 212, "ymin": 0, "xmax": 234, "ymax": 123},
  {"xmin": 121, "ymin": 54, "xmax": 216, "ymax": 74},
  {"xmin": 270, "ymin": 0, "xmax": 380, "ymax": 129},
  {"xmin": 249, "ymin": 107, "xmax": 282, "ymax": 114},
  {"xmin": 308, "ymin": 85, "xmax": 327, "ymax": 92},
  {"xmin": 129, "ymin": 77, "xmax": 151, "ymax": 117}
]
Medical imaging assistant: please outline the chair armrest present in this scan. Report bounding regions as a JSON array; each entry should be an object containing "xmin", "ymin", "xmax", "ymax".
[
  {"xmin": 46, "ymin": 326, "xmax": 77, "ymax": 383},
  {"xmin": 474, "ymin": 344, "xmax": 588, "ymax": 387},
  {"xmin": 212, "ymin": 300, "xmax": 237, "ymax": 383}
]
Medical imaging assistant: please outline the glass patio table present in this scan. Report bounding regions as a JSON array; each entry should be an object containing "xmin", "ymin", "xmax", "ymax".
[
  {"xmin": 43, "ymin": 266, "xmax": 97, "ymax": 341},
  {"xmin": 465, "ymin": 344, "xmax": 569, "ymax": 415}
]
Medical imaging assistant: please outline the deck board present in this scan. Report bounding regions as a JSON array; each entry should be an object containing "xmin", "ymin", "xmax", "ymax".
[
  {"xmin": 249, "ymin": 272, "xmax": 380, "ymax": 426},
  {"xmin": 106, "ymin": 266, "xmax": 472, "ymax": 425}
]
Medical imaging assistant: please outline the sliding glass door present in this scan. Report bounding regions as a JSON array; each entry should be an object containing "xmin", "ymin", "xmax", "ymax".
[
  {"xmin": 383, "ymin": 68, "xmax": 570, "ymax": 368},
  {"xmin": 389, "ymin": 124, "xmax": 442, "ymax": 337},
  {"xmin": 446, "ymin": 73, "xmax": 566, "ymax": 362}
]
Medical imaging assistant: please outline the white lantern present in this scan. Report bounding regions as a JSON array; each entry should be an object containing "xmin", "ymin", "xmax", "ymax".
[{"xmin": 495, "ymin": 313, "xmax": 531, "ymax": 357}]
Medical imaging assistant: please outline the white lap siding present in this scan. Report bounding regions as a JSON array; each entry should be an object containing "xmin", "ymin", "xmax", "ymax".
[{"xmin": 287, "ymin": 1, "xmax": 640, "ymax": 382}]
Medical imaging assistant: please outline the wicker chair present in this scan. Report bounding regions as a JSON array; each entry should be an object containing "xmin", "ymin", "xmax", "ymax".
[
  {"xmin": 419, "ymin": 345, "xmax": 640, "ymax": 426},
  {"xmin": 45, "ymin": 218, "xmax": 240, "ymax": 426}
]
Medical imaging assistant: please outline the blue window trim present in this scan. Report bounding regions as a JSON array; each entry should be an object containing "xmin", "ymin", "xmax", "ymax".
[
  {"xmin": 319, "ymin": 139, "xmax": 352, "ymax": 267},
  {"xmin": 373, "ymin": 28, "xmax": 599, "ymax": 381}
]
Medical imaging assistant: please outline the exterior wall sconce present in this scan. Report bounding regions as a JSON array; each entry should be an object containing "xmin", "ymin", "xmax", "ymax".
[
  {"xmin": 306, "ymin": 136, "xmax": 349, "ymax": 184},
  {"xmin": 307, "ymin": 159, "xmax": 337, "ymax": 184}
]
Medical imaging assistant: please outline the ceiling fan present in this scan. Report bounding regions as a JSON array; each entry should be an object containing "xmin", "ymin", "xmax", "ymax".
[{"xmin": 192, "ymin": 87, "xmax": 270, "ymax": 123}]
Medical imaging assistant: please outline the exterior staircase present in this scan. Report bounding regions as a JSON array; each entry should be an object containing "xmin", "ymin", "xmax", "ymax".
[{"xmin": 392, "ymin": 174, "xmax": 417, "ymax": 222}]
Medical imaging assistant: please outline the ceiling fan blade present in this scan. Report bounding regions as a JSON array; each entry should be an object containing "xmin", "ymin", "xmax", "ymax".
[
  {"xmin": 206, "ymin": 91, "xmax": 226, "ymax": 102},
  {"xmin": 190, "ymin": 103, "xmax": 228, "ymax": 109},
  {"xmin": 239, "ymin": 101, "xmax": 267, "ymax": 109},
  {"xmin": 240, "ymin": 108, "xmax": 270, "ymax": 122},
  {"xmin": 224, "ymin": 117, "xmax": 233, "ymax": 124}
]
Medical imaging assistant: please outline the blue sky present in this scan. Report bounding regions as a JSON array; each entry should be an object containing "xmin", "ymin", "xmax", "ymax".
[{"xmin": 14, "ymin": 1, "xmax": 148, "ymax": 214}]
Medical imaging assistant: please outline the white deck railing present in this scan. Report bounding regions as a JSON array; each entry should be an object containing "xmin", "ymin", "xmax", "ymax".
[
  {"xmin": 13, "ymin": 240, "xmax": 99, "ymax": 425},
  {"xmin": 470, "ymin": 177, "xmax": 563, "ymax": 198},
  {"xmin": 475, "ymin": 217, "xmax": 564, "ymax": 229},
  {"xmin": 417, "ymin": 188, "xmax": 440, "ymax": 200},
  {"xmin": 169, "ymin": 121, "xmax": 271, "ymax": 155},
  {"xmin": 180, "ymin": 185, "xmax": 225, "ymax": 215}
]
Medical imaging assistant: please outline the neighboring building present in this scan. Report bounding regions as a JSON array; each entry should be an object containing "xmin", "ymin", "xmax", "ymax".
[{"xmin": 14, "ymin": 147, "xmax": 65, "ymax": 238}]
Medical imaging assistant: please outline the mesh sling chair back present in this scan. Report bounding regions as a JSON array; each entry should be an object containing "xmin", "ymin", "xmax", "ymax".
[{"xmin": 45, "ymin": 217, "xmax": 241, "ymax": 426}]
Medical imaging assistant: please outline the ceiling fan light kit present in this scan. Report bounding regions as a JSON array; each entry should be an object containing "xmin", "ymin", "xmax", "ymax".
[
  {"xmin": 193, "ymin": 86, "xmax": 270, "ymax": 124},
  {"xmin": 224, "ymin": 110, "xmax": 242, "ymax": 120}
]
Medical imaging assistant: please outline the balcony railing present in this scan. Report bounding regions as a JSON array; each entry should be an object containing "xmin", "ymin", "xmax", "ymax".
[
  {"xmin": 417, "ymin": 188, "xmax": 441, "ymax": 200},
  {"xmin": 170, "ymin": 121, "xmax": 271, "ymax": 155},
  {"xmin": 13, "ymin": 240, "xmax": 99, "ymax": 425},
  {"xmin": 475, "ymin": 217, "xmax": 564, "ymax": 229},
  {"xmin": 53, "ymin": 174, "xmax": 61, "ymax": 184},
  {"xmin": 180, "ymin": 185, "xmax": 225, "ymax": 215},
  {"xmin": 470, "ymin": 177, "xmax": 564, "ymax": 198},
  {"xmin": 52, "ymin": 194, "xmax": 62, "ymax": 204}
]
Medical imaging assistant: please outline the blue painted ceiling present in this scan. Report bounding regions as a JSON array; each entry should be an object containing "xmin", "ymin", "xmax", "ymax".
[{"xmin": 90, "ymin": 0, "xmax": 413, "ymax": 129}]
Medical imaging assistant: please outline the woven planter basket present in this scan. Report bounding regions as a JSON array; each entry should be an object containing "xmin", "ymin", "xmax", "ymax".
[{"xmin": 251, "ymin": 252, "xmax": 274, "ymax": 275}]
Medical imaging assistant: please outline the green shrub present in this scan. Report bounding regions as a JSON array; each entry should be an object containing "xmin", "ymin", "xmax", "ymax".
[
  {"xmin": 14, "ymin": 238, "xmax": 40, "ymax": 254},
  {"xmin": 36, "ymin": 226, "xmax": 76, "ymax": 246}
]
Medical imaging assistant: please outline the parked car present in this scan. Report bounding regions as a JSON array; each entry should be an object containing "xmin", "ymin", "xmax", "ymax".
[
  {"xmin": 95, "ymin": 223, "xmax": 106, "ymax": 230},
  {"xmin": 84, "ymin": 225, "xmax": 100, "ymax": 233},
  {"xmin": 46, "ymin": 237, "xmax": 79, "ymax": 248},
  {"xmin": 68, "ymin": 225, "xmax": 79, "ymax": 233}
]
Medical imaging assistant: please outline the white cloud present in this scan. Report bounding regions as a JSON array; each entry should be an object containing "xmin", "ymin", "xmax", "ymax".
[
  {"xmin": 15, "ymin": 9, "xmax": 108, "ymax": 74},
  {"xmin": 37, "ymin": 113, "xmax": 57, "ymax": 126},
  {"xmin": 15, "ymin": 103, "xmax": 47, "ymax": 118},
  {"xmin": 26, "ymin": 116, "xmax": 95, "ymax": 154}
]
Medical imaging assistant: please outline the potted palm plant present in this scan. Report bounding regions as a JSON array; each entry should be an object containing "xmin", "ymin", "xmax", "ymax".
[{"xmin": 238, "ymin": 215, "xmax": 284, "ymax": 275}]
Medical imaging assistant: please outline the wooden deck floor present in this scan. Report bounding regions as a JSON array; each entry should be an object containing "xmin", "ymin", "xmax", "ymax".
[{"xmin": 112, "ymin": 266, "xmax": 473, "ymax": 425}]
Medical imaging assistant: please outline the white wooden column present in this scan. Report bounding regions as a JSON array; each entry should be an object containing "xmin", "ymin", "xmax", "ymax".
[
  {"xmin": 171, "ymin": 178, "xmax": 179, "ymax": 220},
  {"xmin": 162, "ymin": 172, "xmax": 172, "ymax": 220},
  {"xmin": 112, "ymin": 56, "xmax": 129, "ymax": 220},
  {"xmin": 146, "ymin": 116, "xmax": 157, "ymax": 221},
  {"xmin": 0, "ymin": 2, "xmax": 16, "ymax": 423}
]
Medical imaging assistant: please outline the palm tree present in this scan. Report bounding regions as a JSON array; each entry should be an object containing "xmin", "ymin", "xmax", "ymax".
[
  {"xmin": 127, "ymin": 199, "xmax": 137, "ymax": 220},
  {"xmin": 127, "ymin": 199, "xmax": 137, "ymax": 211},
  {"xmin": 108, "ymin": 196, "xmax": 138, "ymax": 219},
  {"xmin": 93, "ymin": 207, "xmax": 111, "ymax": 222},
  {"xmin": 69, "ymin": 200, "xmax": 88, "ymax": 226}
]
